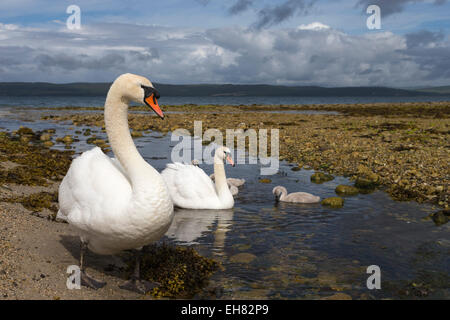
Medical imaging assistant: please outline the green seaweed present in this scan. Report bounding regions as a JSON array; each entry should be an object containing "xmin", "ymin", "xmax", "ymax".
[
  {"xmin": 0, "ymin": 131, "xmax": 73, "ymax": 186},
  {"xmin": 1, "ymin": 191, "xmax": 59, "ymax": 219},
  {"xmin": 126, "ymin": 243, "xmax": 220, "ymax": 299}
]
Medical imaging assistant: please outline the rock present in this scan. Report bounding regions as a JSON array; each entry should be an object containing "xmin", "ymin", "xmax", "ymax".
[
  {"xmin": 39, "ymin": 133, "xmax": 52, "ymax": 141},
  {"xmin": 258, "ymin": 179, "xmax": 272, "ymax": 183},
  {"xmin": 131, "ymin": 130, "xmax": 143, "ymax": 138},
  {"xmin": 86, "ymin": 136, "xmax": 97, "ymax": 144},
  {"xmin": 321, "ymin": 293, "xmax": 352, "ymax": 300},
  {"xmin": 428, "ymin": 210, "xmax": 449, "ymax": 226},
  {"xmin": 355, "ymin": 165, "xmax": 380, "ymax": 189},
  {"xmin": 310, "ymin": 172, "xmax": 334, "ymax": 183},
  {"xmin": 321, "ymin": 197, "xmax": 344, "ymax": 208},
  {"xmin": 57, "ymin": 135, "xmax": 73, "ymax": 144},
  {"xmin": 335, "ymin": 185, "xmax": 359, "ymax": 196},
  {"xmin": 17, "ymin": 126, "xmax": 34, "ymax": 136},
  {"xmin": 43, "ymin": 141, "xmax": 54, "ymax": 147},
  {"xmin": 229, "ymin": 253, "xmax": 256, "ymax": 264},
  {"xmin": 291, "ymin": 166, "xmax": 301, "ymax": 171},
  {"xmin": 355, "ymin": 177, "xmax": 376, "ymax": 189},
  {"xmin": 92, "ymin": 139, "xmax": 106, "ymax": 147}
]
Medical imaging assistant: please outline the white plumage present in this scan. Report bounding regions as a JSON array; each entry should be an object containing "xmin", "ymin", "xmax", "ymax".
[
  {"xmin": 57, "ymin": 73, "xmax": 173, "ymax": 292},
  {"xmin": 161, "ymin": 146, "xmax": 235, "ymax": 209}
]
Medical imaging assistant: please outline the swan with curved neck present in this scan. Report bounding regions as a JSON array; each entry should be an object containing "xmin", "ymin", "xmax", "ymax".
[
  {"xmin": 210, "ymin": 173, "xmax": 245, "ymax": 188},
  {"xmin": 57, "ymin": 73, "xmax": 173, "ymax": 293},
  {"xmin": 273, "ymin": 186, "xmax": 320, "ymax": 203},
  {"xmin": 161, "ymin": 146, "xmax": 235, "ymax": 209}
]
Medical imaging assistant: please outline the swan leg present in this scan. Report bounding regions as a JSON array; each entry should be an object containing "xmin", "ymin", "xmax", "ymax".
[
  {"xmin": 79, "ymin": 241, "xmax": 106, "ymax": 290},
  {"xmin": 119, "ymin": 249, "xmax": 159, "ymax": 294}
]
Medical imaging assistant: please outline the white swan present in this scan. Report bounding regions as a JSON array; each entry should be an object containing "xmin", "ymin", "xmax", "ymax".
[
  {"xmin": 192, "ymin": 159, "xmax": 239, "ymax": 197},
  {"xmin": 161, "ymin": 146, "xmax": 235, "ymax": 209},
  {"xmin": 272, "ymin": 186, "xmax": 320, "ymax": 203},
  {"xmin": 57, "ymin": 73, "xmax": 173, "ymax": 293},
  {"xmin": 210, "ymin": 173, "xmax": 245, "ymax": 187}
]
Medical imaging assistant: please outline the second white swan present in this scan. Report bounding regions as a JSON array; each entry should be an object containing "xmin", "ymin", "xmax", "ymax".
[{"xmin": 161, "ymin": 146, "xmax": 235, "ymax": 209}]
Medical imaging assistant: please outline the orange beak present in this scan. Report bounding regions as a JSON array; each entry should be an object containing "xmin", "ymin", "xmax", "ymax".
[
  {"xmin": 144, "ymin": 94, "xmax": 164, "ymax": 119},
  {"xmin": 226, "ymin": 154, "xmax": 235, "ymax": 167}
]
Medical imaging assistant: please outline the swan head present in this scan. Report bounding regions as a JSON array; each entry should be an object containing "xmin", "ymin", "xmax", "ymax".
[
  {"xmin": 112, "ymin": 73, "xmax": 164, "ymax": 119},
  {"xmin": 215, "ymin": 146, "xmax": 235, "ymax": 167},
  {"xmin": 273, "ymin": 186, "xmax": 287, "ymax": 201}
]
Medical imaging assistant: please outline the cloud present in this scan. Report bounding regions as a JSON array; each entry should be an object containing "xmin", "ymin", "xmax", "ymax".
[
  {"xmin": 403, "ymin": 30, "xmax": 450, "ymax": 80},
  {"xmin": 297, "ymin": 22, "xmax": 330, "ymax": 30},
  {"xmin": 0, "ymin": 22, "xmax": 449, "ymax": 87},
  {"xmin": 405, "ymin": 30, "xmax": 445, "ymax": 48},
  {"xmin": 252, "ymin": 0, "xmax": 316, "ymax": 29},
  {"xmin": 228, "ymin": 0, "xmax": 254, "ymax": 14},
  {"xmin": 355, "ymin": 0, "xmax": 448, "ymax": 17}
]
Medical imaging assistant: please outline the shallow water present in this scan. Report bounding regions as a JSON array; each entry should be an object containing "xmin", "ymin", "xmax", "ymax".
[{"xmin": 1, "ymin": 111, "xmax": 449, "ymax": 300}]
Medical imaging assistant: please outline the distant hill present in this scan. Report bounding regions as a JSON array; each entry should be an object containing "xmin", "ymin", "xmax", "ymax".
[
  {"xmin": 416, "ymin": 86, "xmax": 450, "ymax": 94},
  {"xmin": 0, "ymin": 82, "xmax": 442, "ymax": 97}
]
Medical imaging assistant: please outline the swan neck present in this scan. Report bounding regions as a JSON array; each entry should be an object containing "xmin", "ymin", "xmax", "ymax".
[
  {"xmin": 214, "ymin": 157, "xmax": 231, "ymax": 199},
  {"xmin": 104, "ymin": 91, "xmax": 152, "ymax": 184}
]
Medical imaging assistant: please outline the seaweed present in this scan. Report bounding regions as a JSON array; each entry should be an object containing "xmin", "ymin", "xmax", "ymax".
[
  {"xmin": 125, "ymin": 243, "xmax": 220, "ymax": 298},
  {"xmin": 1, "ymin": 191, "xmax": 59, "ymax": 219},
  {"xmin": 0, "ymin": 131, "xmax": 73, "ymax": 186}
]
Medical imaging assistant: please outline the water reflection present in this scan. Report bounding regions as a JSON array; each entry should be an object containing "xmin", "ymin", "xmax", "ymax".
[{"xmin": 166, "ymin": 208, "xmax": 234, "ymax": 258}]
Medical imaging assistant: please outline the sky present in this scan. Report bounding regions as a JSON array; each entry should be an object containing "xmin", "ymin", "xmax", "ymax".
[{"xmin": 0, "ymin": 0, "xmax": 449, "ymax": 87}]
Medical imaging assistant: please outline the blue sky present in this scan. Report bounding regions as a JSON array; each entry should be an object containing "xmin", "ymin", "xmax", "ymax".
[{"xmin": 0, "ymin": 0, "xmax": 449, "ymax": 86}]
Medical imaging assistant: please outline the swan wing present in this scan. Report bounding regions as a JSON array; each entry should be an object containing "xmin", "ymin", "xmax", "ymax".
[
  {"xmin": 58, "ymin": 147, "xmax": 132, "ymax": 231},
  {"xmin": 285, "ymin": 192, "xmax": 320, "ymax": 203},
  {"xmin": 161, "ymin": 163, "xmax": 219, "ymax": 208}
]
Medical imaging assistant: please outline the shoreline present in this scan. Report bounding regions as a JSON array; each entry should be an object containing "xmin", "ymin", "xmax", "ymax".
[
  {"xmin": 0, "ymin": 101, "xmax": 448, "ymax": 299},
  {"xmin": 40, "ymin": 101, "xmax": 449, "ymax": 209}
]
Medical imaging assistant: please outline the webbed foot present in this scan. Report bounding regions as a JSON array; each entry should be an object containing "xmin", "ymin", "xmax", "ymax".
[
  {"xmin": 80, "ymin": 271, "xmax": 106, "ymax": 290},
  {"xmin": 119, "ymin": 278, "xmax": 159, "ymax": 294}
]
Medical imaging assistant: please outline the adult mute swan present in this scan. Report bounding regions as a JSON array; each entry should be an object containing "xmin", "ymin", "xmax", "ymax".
[
  {"xmin": 192, "ymin": 160, "xmax": 239, "ymax": 196},
  {"xmin": 161, "ymin": 146, "xmax": 235, "ymax": 209},
  {"xmin": 273, "ymin": 186, "xmax": 320, "ymax": 203},
  {"xmin": 57, "ymin": 73, "xmax": 173, "ymax": 293},
  {"xmin": 210, "ymin": 173, "xmax": 245, "ymax": 188}
]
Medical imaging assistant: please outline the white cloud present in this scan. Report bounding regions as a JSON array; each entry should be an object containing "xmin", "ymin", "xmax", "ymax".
[{"xmin": 297, "ymin": 22, "xmax": 330, "ymax": 30}]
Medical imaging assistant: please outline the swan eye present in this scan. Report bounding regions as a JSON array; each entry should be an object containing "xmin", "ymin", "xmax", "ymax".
[{"xmin": 141, "ymin": 85, "xmax": 161, "ymax": 99}]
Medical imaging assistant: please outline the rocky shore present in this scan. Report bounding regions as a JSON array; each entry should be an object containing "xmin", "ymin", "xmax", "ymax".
[
  {"xmin": 42, "ymin": 101, "xmax": 449, "ymax": 209},
  {"xmin": 1, "ymin": 101, "xmax": 448, "ymax": 299},
  {"xmin": 0, "ymin": 130, "xmax": 219, "ymax": 299}
]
